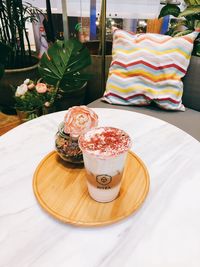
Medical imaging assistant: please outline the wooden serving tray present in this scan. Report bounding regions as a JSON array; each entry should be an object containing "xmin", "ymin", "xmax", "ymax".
[{"xmin": 33, "ymin": 151, "xmax": 150, "ymax": 227}]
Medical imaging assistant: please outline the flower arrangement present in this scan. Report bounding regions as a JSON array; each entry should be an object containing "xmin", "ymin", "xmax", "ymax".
[
  {"xmin": 55, "ymin": 106, "xmax": 98, "ymax": 163},
  {"xmin": 15, "ymin": 79, "xmax": 57, "ymax": 112}
]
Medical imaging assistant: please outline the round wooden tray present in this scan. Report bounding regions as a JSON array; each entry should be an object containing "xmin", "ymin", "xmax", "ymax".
[{"xmin": 33, "ymin": 151, "xmax": 150, "ymax": 227}]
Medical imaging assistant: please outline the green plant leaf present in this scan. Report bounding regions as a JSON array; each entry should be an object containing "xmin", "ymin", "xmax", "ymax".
[
  {"xmin": 185, "ymin": 0, "xmax": 200, "ymax": 6},
  {"xmin": 174, "ymin": 29, "xmax": 193, "ymax": 36},
  {"xmin": 195, "ymin": 20, "xmax": 200, "ymax": 28},
  {"xmin": 38, "ymin": 39, "xmax": 91, "ymax": 89},
  {"xmin": 159, "ymin": 4, "xmax": 180, "ymax": 18},
  {"xmin": 1, "ymin": 1, "xmax": 44, "ymax": 68},
  {"xmin": 179, "ymin": 5, "xmax": 200, "ymax": 17}
]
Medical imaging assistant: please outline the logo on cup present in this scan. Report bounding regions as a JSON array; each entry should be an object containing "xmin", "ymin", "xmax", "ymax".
[{"xmin": 96, "ymin": 174, "xmax": 112, "ymax": 185}]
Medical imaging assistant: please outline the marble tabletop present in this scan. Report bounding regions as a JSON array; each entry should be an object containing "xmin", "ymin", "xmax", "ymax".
[{"xmin": 1, "ymin": 108, "xmax": 200, "ymax": 267}]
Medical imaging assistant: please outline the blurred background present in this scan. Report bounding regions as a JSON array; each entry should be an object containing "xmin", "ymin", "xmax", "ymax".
[{"xmin": 24, "ymin": 0, "xmax": 177, "ymax": 52}]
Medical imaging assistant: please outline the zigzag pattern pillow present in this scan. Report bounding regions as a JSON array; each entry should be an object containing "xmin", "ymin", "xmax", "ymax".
[{"xmin": 103, "ymin": 29, "xmax": 198, "ymax": 111}]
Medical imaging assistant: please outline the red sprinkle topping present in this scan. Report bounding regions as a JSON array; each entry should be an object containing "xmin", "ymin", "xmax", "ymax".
[{"xmin": 79, "ymin": 127, "xmax": 132, "ymax": 157}]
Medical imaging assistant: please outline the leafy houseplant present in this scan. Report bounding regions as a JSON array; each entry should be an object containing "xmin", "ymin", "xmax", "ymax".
[
  {"xmin": 0, "ymin": 0, "xmax": 43, "ymax": 68},
  {"xmin": 159, "ymin": 0, "xmax": 200, "ymax": 56},
  {"xmin": 38, "ymin": 38, "xmax": 91, "ymax": 110},
  {"xmin": 0, "ymin": 0, "xmax": 44, "ymax": 113}
]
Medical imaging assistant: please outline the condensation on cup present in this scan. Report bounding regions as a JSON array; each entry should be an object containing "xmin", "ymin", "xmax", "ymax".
[{"xmin": 78, "ymin": 127, "xmax": 132, "ymax": 202}]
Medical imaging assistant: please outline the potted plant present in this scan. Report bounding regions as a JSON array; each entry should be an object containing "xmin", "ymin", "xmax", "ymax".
[
  {"xmin": 0, "ymin": 0, "xmax": 44, "ymax": 113},
  {"xmin": 38, "ymin": 38, "xmax": 91, "ymax": 111},
  {"xmin": 159, "ymin": 0, "xmax": 200, "ymax": 110},
  {"xmin": 14, "ymin": 79, "xmax": 57, "ymax": 122},
  {"xmin": 159, "ymin": 0, "xmax": 200, "ymax": 56}
]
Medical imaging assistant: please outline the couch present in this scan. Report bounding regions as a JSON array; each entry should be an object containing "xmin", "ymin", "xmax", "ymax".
[{"xmin": 88, "ymin": 56, "xmax": 200, "ymax": 142}]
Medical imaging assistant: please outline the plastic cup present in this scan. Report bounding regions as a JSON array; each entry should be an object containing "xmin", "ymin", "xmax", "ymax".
[{"xmin": 78, "ymin": 127, "xmax": 132, "ymax": 202}]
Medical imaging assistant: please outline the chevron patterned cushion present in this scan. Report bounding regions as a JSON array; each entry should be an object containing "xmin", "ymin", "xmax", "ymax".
[{"xmin": 103, "ymin": 29, "xmax": 198, "ymax": 111}]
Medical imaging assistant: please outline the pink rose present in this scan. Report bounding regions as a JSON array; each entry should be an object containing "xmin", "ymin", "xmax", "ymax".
[
  {"xmin": 64, "ymin": 106, "xmax": 98, "ymax": 137},
  {"xmin": 36, "ymin": 83, "xmax": 47, "ymax": 93}
]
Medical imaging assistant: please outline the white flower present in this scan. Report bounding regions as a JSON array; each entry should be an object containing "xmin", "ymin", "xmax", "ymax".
[
  {"xmin": 23, "ymin": 79, "xmax": 30, "ymax": 85},
  {"xmin": 15, "ymin": 84, "xmax": 28, "ymax": 97},
  {"xmin": 44, "ymin": 101, "xmax": 50, "ymax": 107}
]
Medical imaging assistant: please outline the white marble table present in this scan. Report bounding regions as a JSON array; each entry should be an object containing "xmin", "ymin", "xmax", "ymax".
[{"xmin": 1, "ymin": 108, "xmax": 200, "ymax": 267}]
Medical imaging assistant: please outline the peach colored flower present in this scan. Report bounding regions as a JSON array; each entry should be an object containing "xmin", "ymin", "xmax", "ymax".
[
  {"xmin": 36, "ymin": 83, "xmax": 47, "ymax": 93},
  {"xmin": 27, "ymin": 83, "xmax": 35, "ymax": 90},
  {"xmin": 64, "ymin": 106, "xmax": 98, "ymax": 137}
]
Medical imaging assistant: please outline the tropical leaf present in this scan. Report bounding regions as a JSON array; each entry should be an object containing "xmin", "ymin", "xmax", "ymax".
[
  {"xmin": 174, "ymin": 29, "xmax": 193, "ymax": 36},
  {"xmin": 38, "ymin": 39, "xmax": 91, "ymax": 90},
  {"xmin": 185, "ymin": 0, "xmax": 200, "ymax": 6},
  {"xmin": 159, "ymin": 4, "xmax": 180, "ymax": 18},
  {"xmin": 195, "ymin": 19, "xmax": 200, "ymax": 28},
  {"xmin": 179, "ymin": 5, "xmax": 200, "ymax": 17},
  {"xmin": 159, "ymin": 1, "xmax": 200, "ymax": 56}
]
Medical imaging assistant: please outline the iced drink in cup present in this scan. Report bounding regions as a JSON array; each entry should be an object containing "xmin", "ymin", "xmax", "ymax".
[{"xmin": 78, "ymin": 127, "xmax": 132, "ymax": 202}]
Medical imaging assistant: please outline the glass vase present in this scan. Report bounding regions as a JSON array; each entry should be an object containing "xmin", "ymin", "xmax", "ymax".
[{"xmin": 55, "ymin": 122, "xmax": 83, "ymax": 164}]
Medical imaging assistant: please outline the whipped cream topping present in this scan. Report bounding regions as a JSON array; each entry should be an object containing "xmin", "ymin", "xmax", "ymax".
[{"xmin": 79, "ymin": 127, "xmax": 132, "ymax": 158}]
